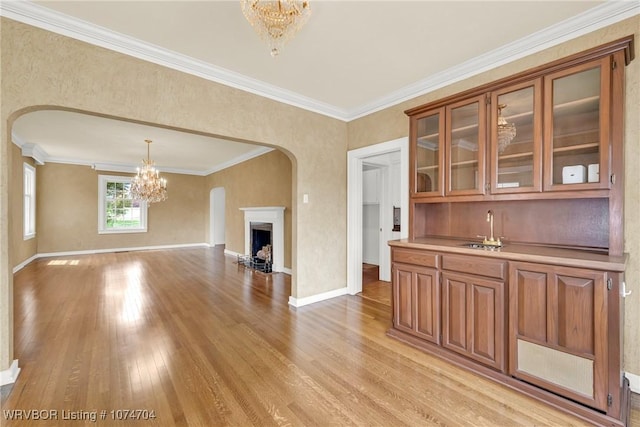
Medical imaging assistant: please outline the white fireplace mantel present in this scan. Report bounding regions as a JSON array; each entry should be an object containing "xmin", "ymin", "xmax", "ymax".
[{"xmin": 240, "ymin": 207, "xmax": 285, "ymax": 273}]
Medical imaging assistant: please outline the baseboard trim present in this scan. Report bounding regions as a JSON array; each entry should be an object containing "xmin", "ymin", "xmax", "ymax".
[
  {"xmin": 223, "ymin": 249, "xmax": 243, "ymax": 258},
  {"xmin": 283, "ymin": 267, "xmax": 292, "ymax": 275},
  {"xmin": 12, "ymin": 243, "xmax": 209, "ymax": 273},
  {"xmin": 12, "ymin": 254, "xmax": 39, "ymax": 274},
  {"xmin": 288, "ymin": 286, "xmax": 348, "ymax": 308},
  {"xmin": 0, "ymin": 360, "xmax": 20, "ymax": 386},
  {"xmin": 626, "ymin": 372, "xmax": 640, "ymax": 394}
]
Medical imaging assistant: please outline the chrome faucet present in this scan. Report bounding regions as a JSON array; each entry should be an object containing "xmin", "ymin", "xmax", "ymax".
[{"xmin": 482, "ymin": 210, "xmax": 502, "ymax": 247}]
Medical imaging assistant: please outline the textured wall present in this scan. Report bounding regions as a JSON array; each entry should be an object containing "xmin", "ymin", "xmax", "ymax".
[
  {"xmin": 348, "ymin": 16, "xmax": 640, "ymax": 376},
  {"xmin": 1, "ymin": 18, "xmax": 348, "ymax": 370},
  {"xmin": 205, "ymin": 150, "xmax": 293, "ymax": 269},
  {"xmin": 35, "ymin": 163, "xmax": 207, "ymax": 253}
]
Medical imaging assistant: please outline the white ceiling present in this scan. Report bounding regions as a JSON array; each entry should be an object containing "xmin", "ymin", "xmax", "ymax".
[{"xmin": 3, "ymin": 0, "xmax": 638, "ymax": 175}]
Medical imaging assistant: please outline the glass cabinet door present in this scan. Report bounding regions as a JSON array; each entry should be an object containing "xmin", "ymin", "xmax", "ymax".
[
  {"xmin": 446, "ymin": 95, "xmax": 486, "ymax": 196},
  {"xmin": 490, "ymin": 79, "xmax": 542, "ymax": 193},
  {"xmin": 412, "ymin": 108, "xmax": 445, "ymax": 196},
  {"xmin": 544, "ymin": 57, "xmax": 610, "ymax": 191}
]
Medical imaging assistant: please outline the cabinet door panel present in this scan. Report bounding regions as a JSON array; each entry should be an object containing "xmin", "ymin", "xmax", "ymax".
[
  {"xmin": 412, "ymin": 108, "xmax": 445, "ymax": 196},
  {"xmin": 555, "ymin": 275, "xmax": 595, "ymax": 354},
  {"xmin": 442, "ymin": 276, "xmax": 468, "ymax": 353},
  {"xmin": 470, "ymin": 281, "xmax": 503, "ymax": 369},
  {"xmin": 393, "ymin": 266, "xmax": 414, "ymax": 333},
  {"xmin": 446, "ymin": 95, "xmax": 486, "ymax": 196},
  {"xmin": 490, "ymin": 79, "xmax": 543, "ymax": 194},
  {"xmin": 415, "ymin": 270, "xmax": 440, "ymax": 344},
  {"xmin": 509, "ymin": 261, "xmax": 608, "ymax": 411},
  {"xmin": 543, "ymin": 57, "xmax": 611, "ymax": 191},
  {"xmin": 514, "ymin": 269, "xmax": 548, "ymax": 342}
]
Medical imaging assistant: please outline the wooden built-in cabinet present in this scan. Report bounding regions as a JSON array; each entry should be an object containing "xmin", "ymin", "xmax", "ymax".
[{"xmin": 391, "ymin": 35, "xmax": 634, "ymax": 427}]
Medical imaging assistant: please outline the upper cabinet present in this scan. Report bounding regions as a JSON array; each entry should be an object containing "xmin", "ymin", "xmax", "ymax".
[
  {"xmin": 446, "ymin": 95, "xmax": 487, "ymax": 196},
  {"xmin": 543, "ymin": 57, "xmax": 611, "ymax": 191},
  {"xmin": 413, "ymin": 107, "xmax": 445, "ymax": 196},
  {"xmin": 490, "ymin": 79, "xmax": 543, "ymax": 194},
  {"xmin": 407, "ymin": 37, "xmax": 633, "ymax": 202}
]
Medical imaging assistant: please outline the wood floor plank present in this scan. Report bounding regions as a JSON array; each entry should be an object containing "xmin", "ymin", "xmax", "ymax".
[{"xmin": 3, "ymin": 247, "xmax": 638, "ymax": 426}]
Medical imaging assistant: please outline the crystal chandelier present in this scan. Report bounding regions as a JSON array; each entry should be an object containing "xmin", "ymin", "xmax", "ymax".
[
  {"xmin": 130, "ymin": 139, "xmax": 167, "ymax": 204},
  {"xmin": 241, "ymin": 0, "xmax": 311, "ymax": 57},
  {"xmin": 497, "ymin": 104, "xmax": 517, "ymax": 154}
]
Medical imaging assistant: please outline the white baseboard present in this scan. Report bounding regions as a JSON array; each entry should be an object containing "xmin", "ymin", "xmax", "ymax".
[
  {"xmin": 0, "ymin": 360, "xmax": 20, "ymax": 386},
  {"xmin": 288, "ymin": 286, "xmax": 348, "ymax": 308},
  {"xmin": 283, "ymin": 267, "xmax": 292, "ymax": 275},
  {"xmin": 223, "ymin": 249, "xmax": 243, "ymax": 257},
  {"xmin": 627, "ymin": 371, "xmax": 640, "ymax": 394},
  {"xmin": 12, "ymin": 243, "xmax": 209, "ymax": 273},
  {"xmin": 12, "ymin": 254, "xmax": 39, "ymax": 274}
]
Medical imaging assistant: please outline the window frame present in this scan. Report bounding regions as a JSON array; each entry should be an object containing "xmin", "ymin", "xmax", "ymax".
[
  {"xmin": 23, "ymin": 163, "xmax": 36, "ymax": 240},
  {"xmin": 98, "ymin": 174, "xmax": 148, "ymax": 234}
]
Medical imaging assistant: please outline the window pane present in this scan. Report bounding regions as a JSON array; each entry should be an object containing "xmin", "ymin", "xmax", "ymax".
[
  {"xmin": 450, "ymin": 102, "xmax": 480, "ymax": 191},
  {"xmin": 551, "ymin": 67, "xmax": 600, "ymax": 185}
]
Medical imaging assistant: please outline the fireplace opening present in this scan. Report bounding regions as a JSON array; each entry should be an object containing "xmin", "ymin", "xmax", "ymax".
[{"xmin": 250, "ymin": 222, "xmax": 273, "ymax": 264}]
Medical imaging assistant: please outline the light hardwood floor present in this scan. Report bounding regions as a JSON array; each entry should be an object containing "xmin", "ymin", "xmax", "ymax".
[{"xmin": 4, "ymin": 247, "xmax": 639, "ymax": 426}]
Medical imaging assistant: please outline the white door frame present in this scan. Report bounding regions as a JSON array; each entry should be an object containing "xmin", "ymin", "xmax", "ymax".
[
  {"xmin": 210, "ymin": 187, "xmax": 226, "ymax": 246},
  {"xmin": 347, "ymin": 137, "xmax": 409, "ymax": 295}
]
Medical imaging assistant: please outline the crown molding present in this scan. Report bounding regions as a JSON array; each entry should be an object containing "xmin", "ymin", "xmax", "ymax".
[
  {"xmin": 347, "ymin": 1, "xmax": 640, "ymax": 120},
  {"xmin": 1, "ymin": 1, "xmax": 638, "ymax": 122},
  {"xmin": 204, "ymin": 146, "xmax": 274, "ymax": 175},
  {"xmin": 0, "ymin": 0, "xmax": 348, "ymax": 120}
]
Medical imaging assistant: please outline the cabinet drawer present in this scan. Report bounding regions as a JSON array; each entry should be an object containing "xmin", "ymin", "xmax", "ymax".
[
  {"xmin": 442, "ymin": 254, "xmax": 506, "ymax": 280},
  {"xmin": 392, "ymin": 249, "xmax": 439, "ymax": 268}
]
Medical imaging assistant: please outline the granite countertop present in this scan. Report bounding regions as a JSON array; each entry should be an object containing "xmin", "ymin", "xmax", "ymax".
[{"xmin": 389, "ymin": 237, "xmax": 627, "ymax": 272}]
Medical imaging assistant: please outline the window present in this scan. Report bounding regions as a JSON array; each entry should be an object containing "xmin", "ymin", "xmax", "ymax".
[
  {"xmin": 98, "ymin": 175, "xmax": 147, "ymax": 234},
  {"xmin": 23, "ymin": 163, "xmax": 36, "ymax": 240}
]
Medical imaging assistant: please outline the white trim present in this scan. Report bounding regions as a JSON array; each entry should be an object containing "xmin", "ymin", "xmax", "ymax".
[
  {"xmin": 204, "ymin": 147, "xmax": 274, "ymax": 175},
  {"xmin": 627, "ymin": 372, "xmax": 640, "ymax": 394},
  {"xmin": 20, "ymin": 147, "xmax": 273, "ymax": 177},
  {"xmin": 224, "ymin": 248, "xmax": 243, "ymax": 258},
  {"xmin": 288, "ymin": 287, "xmax": 348, "ymax": 308},
  {"xmin": 12, "ymin": 244, "xmax": 209, "ymax": 272},
  {"xmin": 98, "ymin": 174, "xmax": 147, "ymax": 234},
  {"xmin": 21, "ymin": 143, "xmax": 48, "ymax": 165},
  {"xmin": 282, "ymin": 267, "xmax": 292, "ymax": 276},
  {"xmin": 0, "ymin": 360, "xmax": 21, "ymax": 386},
  {"xmin": 23, "ymin": 163, "xmax": 36, "ymax": 239},
  {"xmin": 12, "ymin": 254, "xmax": 38, "ymax": 274},
  {"xmin": 1, "ymin": 1, "xmax": 636, "ymax": 121},
  {"xmin": 347, "ymin": 137, "xmax": 409, "ymax": 295}
]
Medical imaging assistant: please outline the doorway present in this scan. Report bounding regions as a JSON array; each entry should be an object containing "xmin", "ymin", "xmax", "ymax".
[
  {"xmin": 347, "ymin": 137, "xmax": 409, "ymax": 297},
  {"xmin": 210, "ymin": 187, "xmax": 226, "ymax": 246}
]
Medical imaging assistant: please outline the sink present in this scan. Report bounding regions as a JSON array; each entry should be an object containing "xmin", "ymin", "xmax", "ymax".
[{"xmin": 462, "ymin": 242, "xmax": 503, "ymax": 250}]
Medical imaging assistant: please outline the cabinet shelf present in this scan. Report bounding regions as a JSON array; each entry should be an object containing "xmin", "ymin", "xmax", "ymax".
[{"xmin": 552, "ymin": 142, "xmax": 599, "ymax": 154}]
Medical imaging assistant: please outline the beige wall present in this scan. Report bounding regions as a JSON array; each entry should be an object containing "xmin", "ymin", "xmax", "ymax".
[
  {"xmin": 348, "ymin": 16, "xmax": 640, "ymax": 376},
  {"xmin": 10, "ymin": 144, "xmax": 37, "ymax": 266},
  {"xmin": 205, "ymin": 150, "xmax": 293, "ymax": 269},
  {"xmin": 36, "ymin": 163, "xmax": 207, "ymax": 253},
  {"xmin": 1, "ymin": 18, "xmax": 348, "ymax": 371}
]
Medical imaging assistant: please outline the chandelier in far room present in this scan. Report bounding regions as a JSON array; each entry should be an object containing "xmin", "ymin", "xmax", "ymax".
[
  {"xmin": 130, "ymin": 139, "xmax": 167, "ymax": 204},
  {"xmin": 241, "ymin": 0, "xmax": 311, "ymax": 57}
]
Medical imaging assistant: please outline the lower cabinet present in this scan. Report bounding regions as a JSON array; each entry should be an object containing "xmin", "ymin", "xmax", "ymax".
[
  {"xmin": 392, "ymin": 263, "xmax": 440, "ymax": 344},
  {"xmin": 442, "ymin": 271, "xmax": 505, "ymax": 371},
  {"xmin": 509, "ymin": 261, "xmax": 608, "ymax": 411},
  {"xmin": 389, "ymin": 246, "xmax": 625, "ymax": 424}
]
